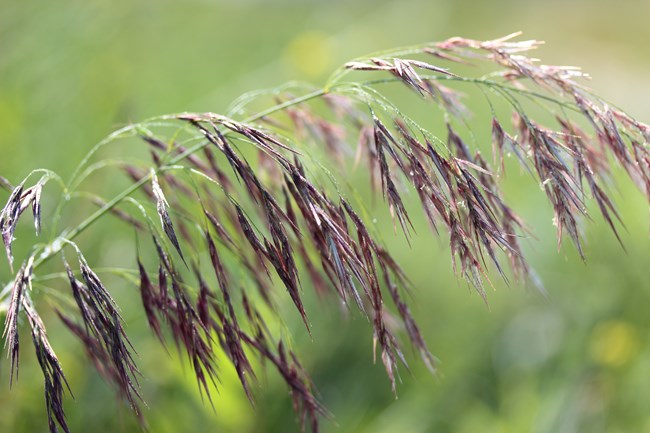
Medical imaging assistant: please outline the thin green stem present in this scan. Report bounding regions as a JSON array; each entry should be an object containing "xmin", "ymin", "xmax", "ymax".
[{"xmin": 363, "ymin": 75, "xmax": 581, "ymax": 112}]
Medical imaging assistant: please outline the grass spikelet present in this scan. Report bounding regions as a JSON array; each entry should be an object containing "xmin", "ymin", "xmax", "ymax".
[
  {"xmin": 24, "ymin": 299, "xmax": 72, "ymax": 433},
  {"xmin": 151, "ymin": 171, "xmax": 187, "ymax": 266}
]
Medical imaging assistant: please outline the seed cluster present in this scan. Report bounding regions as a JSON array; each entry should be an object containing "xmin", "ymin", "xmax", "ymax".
[{"xmin": 1, "ymin": 33, "xmax": 648, "ymax": 433}]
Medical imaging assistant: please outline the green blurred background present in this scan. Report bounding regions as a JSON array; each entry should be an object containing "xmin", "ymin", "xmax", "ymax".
[{"xmin": 1, "ymin": 0, "xmax": 649, "ymax": 432}]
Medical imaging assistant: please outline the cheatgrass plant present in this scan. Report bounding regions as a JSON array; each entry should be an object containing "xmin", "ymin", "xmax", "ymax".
[{"xmin": 1, "ymin": 32, "xmax": 649, "ymax": 432}]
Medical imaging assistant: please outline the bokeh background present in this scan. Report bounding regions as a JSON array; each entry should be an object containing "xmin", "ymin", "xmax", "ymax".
[{"xmin": 1, "ymin": 0, "xmax": 649, "ymax": 432}]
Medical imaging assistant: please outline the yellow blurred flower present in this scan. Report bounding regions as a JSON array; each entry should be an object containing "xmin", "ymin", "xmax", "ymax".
[
  {"xmin": 589, "ymin": 320, "xmax": 640, "ymax": 367},
  {"xmin": 284, "ymin": 31, "xmax": 333, "ymax": 78}
]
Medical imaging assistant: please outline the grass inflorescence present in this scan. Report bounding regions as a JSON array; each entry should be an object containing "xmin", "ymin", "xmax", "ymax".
[{"xmin": 1, "ymin": 33, "xmax": 649, "ymax": 432}]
